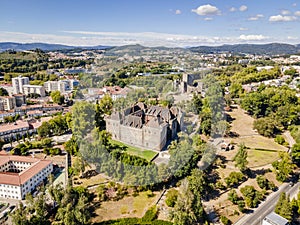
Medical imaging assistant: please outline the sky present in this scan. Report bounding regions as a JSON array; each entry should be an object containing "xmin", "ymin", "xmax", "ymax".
[{"xmin": 0, "ymin": 0, "xmax": 300, "ymax": 47}]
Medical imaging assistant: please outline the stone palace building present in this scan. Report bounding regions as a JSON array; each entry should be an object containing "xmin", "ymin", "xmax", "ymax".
[{"xmin": 106, "ymin": 103, "xmax": 184, "ymax": 151}]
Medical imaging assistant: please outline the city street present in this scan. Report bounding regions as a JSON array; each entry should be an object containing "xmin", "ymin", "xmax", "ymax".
[{"xmin": 234, "ymin": 182, "xmax": 300, "ymax": 225}]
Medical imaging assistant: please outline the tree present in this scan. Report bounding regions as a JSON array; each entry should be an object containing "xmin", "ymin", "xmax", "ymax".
[
  {"xmin": 233, "ymin": 143, "xmax": 248, "ymax": 172},
  {"xmin": 0, "ymin": 87, "xmax": 9, "ymax": 96},
  {"xmin": 71, "ymin": 101, "xmax": 95, "ymax": 138},
  {"xmin": 228, "ymin": 190, "xmax": 239, "ymax": 204},
  {"xmin": 240, "ymin": 185, "xmax": 262, "ymax": 208},
  {"xmin": 165, "ymin": 189, "xmax": 179, "ymax": 207},
  {"xmin": 99, "ymin": 94, "xmax": 113, "ymax": 115},
  {"xmin": 229, "ymin": 83, "xmax": 243, "ymax": 98},
  {"xmin": 291, "ymin": 143, "xmax": 300, "ymax": 165},
  {"xmin": 272, "ymin": 152, "xmax": 294, "ymax": 182},
  {"xmin": 253, "ymin": 117, "xmax": 279, "ymax": 137},
  {"xmin": 50, "ymin": 90, "xmax": 65, "ymax": 105},
  {"xmin": 191, "ymin": 93, "xmax": 202, "ymax": 114},
  {"xmin": 172, "ymin": 179, "xmax": 197, "ymax": 225},
  {"xmin": 225, "ymin": 172, "xmax": 245, "ymax": 188},
  {"xmin": 38, "ymin": 122, "xmax": 52, "ymax": 138},
  {"xmin": 11, "ymin": 202, "xmax": 29, "ymax": 225},
  {"xmin": 275, "ymin": 192, "xmax": 293, "ymax": 221},
  {"xmin": 220, "ymin": 215, "xmax": 231, "ymax": 225}
]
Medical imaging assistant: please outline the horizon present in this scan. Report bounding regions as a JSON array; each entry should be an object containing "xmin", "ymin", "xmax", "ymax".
[
  {"xmin": 1, "ymin": 0, "xmax": 300, "ymax": 47},
  {"xmin": 0, "ymin": 41, "xmax": 300, "ymax": 49}
]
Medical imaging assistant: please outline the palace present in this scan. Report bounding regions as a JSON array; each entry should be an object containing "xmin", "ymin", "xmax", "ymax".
[{"xmin": 106, "ymin": 103, "xmax": 184, "ymax": 151}]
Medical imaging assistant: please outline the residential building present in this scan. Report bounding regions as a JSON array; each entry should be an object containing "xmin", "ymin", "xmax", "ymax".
[
  {"xmin": 262, "ymin": 212, "xmax": 289, "ymax": 225},
  {"xmin": 13, "ymin": 94, "xmax": 26, "ymax": 107},
  {"xmin": 12, "ymin": 76, "xmax": 29, "ymax": 94},
  {"xmin": 106, "ymin": 103, "xmax": 184, "ymax": 151},
  {"xmin": 44, "ymin": 80, "xmax": 68, "ymax": 93},
  {"xmin": 0, "ymin": 120, "xmax": 30, "ymax": 141},
  {"xmin": 0, "ymin": 111, "xmax": 24, "ymax": 122},
  {"xmin": 0, "ymin": 154, "xmax": 53, "ymax": 200},
  {"xmin": 23, "ymin": 85, "xmax": 46, "ymax": 97},
  {"xmin": 0, "ymin": 96, "xmax": 16, "ymax": 111}
]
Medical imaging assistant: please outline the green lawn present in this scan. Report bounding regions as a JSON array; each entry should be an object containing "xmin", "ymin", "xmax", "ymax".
[
  {"xmin": 109, "ymin": 140, "xmax": 158, "ymax": 161},
  {"xmin": 247, "ymin": 148, "xmax": 281, "ymax": 168}
]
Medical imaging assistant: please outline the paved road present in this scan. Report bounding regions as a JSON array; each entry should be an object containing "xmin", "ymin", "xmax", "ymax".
[
  {"xmin": 234, "ymin": 182, "xmax": 300, "ymax": 225},
  {"xmin": 283, "ymin": 131, "xmax": 296, "ymax": 148}
]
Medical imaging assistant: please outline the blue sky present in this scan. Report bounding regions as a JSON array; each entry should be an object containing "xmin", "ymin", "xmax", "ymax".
[{"xmin": 0, "ymin": 0, "xmax": 300, "ymax": 46}]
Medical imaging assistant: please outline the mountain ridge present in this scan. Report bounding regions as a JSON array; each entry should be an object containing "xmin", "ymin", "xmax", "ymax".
[{"xmin": 0, "ymin": 42, "xmax": 300, "ymax": 55}]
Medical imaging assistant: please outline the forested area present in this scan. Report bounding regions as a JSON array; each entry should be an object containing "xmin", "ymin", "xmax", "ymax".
[
  {"xmin": 0, "ymin": 51, "xmax": 92, "ymax": 73},
  {"xmin": 241, "ymin": 86, "xmax": 300, "ymax": 137}
]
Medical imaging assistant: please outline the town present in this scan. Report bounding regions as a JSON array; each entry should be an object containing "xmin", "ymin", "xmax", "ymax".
[{"xmin": 0, "ymin": 42, "xmax": 299, "ymax": 225}]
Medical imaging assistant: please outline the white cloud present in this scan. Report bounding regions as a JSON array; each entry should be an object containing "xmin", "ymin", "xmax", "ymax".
[
  {"xmin": 239, "ymin": 34, "xmax": 269, "ymax": 41},
  {"xmin": 293, "ymin": 3, "xmax": 297, "ymax": 7},
  {"xmin": 175, "ymin": 9, "xmax": 181, "ymax": 15},
  {"xmin": 269, "ymin": 15, "xmax": 297, "ymax": 22},
  {"xmin": 239, "ymin": 27, "xmax": 248, "ymax": 31},
  {"xmin": 281, "ymin": 10, "xmax": 291, "ymax": 15},
  {"xmin": 239, "ymin": 5, "xmax": 248, "ymax": 12},
  {"xmin": 229, "ymin": 7, "xmax": 237, "ymax": 12},
  {"xmin": 0, "ymin": 30, "xmax": 293, "ymax": 47},
  {"xmin": 288, "ymin": 36, "xmax": 299, "ymax": 40},
  {"xmin": 295, "ymin": 11, "xmax": 300, "ymax": 16},
  {"xmin": 192, "ymin": 4, "xmax": 221, "ymax": 16},
  {"xmin": 204, "ymin": 17, "xmax": 213, "ymax": 21},
  {"xmin": 248, "ymin": 14, "xmax": 264, "ymax": 21}
]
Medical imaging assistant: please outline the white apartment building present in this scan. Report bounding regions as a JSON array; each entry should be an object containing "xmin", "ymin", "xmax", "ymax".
[
  {"xmin": 12, "ymin": 76, "xmax": 29, "ymax": 94},
  {"xmin": 0, "ymin": 96, "xmax": 16, "ymax": 111},
  {"xmin": 44, "ymin": 80, "xmax": 68, "ymax": 93},
  {"xmin": 0, "ymin": 155, "xmax": 53, "ymax": 200},
  {"xmin": 23, "ymin": 85, "xmax": 46, "ymax": 97}
]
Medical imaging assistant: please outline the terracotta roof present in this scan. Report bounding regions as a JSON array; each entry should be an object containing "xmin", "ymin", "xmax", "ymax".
[
  {"xmin": 0, "ymin": 155, "xmax": 52, "ymax": 186},
  {"xmin": 0, "ymin": 121, "xmax": 29, "ymax": 133},
  {"xmin": 28, "ymin": 117, "xmax": 52, "ymax": 129}
]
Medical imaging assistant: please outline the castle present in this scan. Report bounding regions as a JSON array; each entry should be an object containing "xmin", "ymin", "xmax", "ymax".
[{"xmin": 106, "ymin": 103, "xmax": 184, "ymax": 151}]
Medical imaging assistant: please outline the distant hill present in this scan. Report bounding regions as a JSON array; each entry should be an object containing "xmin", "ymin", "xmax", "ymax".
[
  {"xmin": 1, "ymin": 42, "xmax": 300, "ymax": 55},
  {"xmin": 105, "ymin": 44, "xmax": 189, "ymax": 56},
  {"xmin": 189, "ymin": 43, "xmax": 300, "ymax": 55},
  {"xmin": 0, "ymin": 42, "xmax": 111, "ymax": 52}
]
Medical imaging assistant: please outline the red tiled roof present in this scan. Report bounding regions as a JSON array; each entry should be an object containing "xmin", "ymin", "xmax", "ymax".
[{"xmin": 0, "ymin": 155, "xmax": 52, "ymax": 186}]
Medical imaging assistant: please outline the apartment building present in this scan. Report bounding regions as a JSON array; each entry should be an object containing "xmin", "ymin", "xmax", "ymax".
[
  {"xmin": 23, "ymin": 85, "xmax": 46, "ymax": 97},
  {"xmin": 0, "ymin": 155, "xmax": 53, "ymax": 200},
  {"xmin": 44, "ymin": 80, "xmax": 67, "ymax": 93},
  {"xmin": 12, "ymin": 76, "xmax": 29, "ymax": 94},
  {"xmin": 0, "ymin": 120, "xmax": 30, "ymax": 141},
  {"xmin": 0, "ymin": 96, "xmax": 16, "ymax": 111}
]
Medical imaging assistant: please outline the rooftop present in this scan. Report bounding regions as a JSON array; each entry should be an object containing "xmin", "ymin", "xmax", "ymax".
[
  {"xmin": 264, "ymin": 212, "xmax": 289, "ymax": 225},
  {"xmin": 0, "ymin": 121, "xmax": 29, "ymax": 133},
  {"xmin": 0, "ymin": 155, "xmax": 52, "ymax": 186}
]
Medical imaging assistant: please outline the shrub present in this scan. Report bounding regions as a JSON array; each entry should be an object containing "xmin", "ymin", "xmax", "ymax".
[
  {"xmin": 141, "ymin": 206, "xmax": 158, "ymax": 222},
  {"xmin": 228, "ymin": 190, "xmax": 239, "ymax": 204},
  {"xmin": 237, "ymin": 200, "xmax": 245, "ymax": 213},
  {"xmin": 165, "ymin": 189, "xmax": 178, "ymax": 207},
  {"xmin": 225, "ymin": 172, "xmax": 245, "ymax": 187},
  {"xmin": 220, "ymin": 215, "xmax": 231, "ymax": 225}
]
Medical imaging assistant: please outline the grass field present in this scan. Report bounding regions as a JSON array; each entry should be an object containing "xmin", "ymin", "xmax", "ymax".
[
  {"xmin": 92, "ymin": 191, "xmax": 159, "ymax": 223},
  {"xmin": 247, "ymin": 148, "xmax": 281, "ymax": 168},
  {"xmin": 225, "ymin": 106, "xmax": 287, "ymax": 151},
  {"xmin": 75, "ymin": 174, "xmax": 108, "ymax": 188},
  {"xmin": 109, "ymin": 140, "xmax": 158, "ymax": 161}
]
